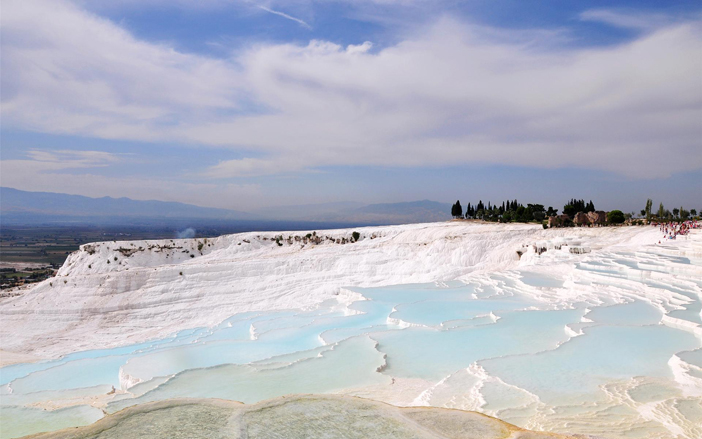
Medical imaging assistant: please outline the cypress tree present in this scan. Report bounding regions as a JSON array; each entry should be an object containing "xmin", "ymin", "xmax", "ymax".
[
  {"xmin": 645, "ymin": 199, "xmax": 653, "ymax": 221},
  {"xmin": 451, "ymin": 200, "xmax": 463, "ymax": 218}
]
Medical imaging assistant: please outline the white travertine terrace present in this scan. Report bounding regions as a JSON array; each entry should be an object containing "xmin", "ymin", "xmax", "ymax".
[
  {"xmin": 0, "ymin": 222, "xmax": 698, "ymax": 361},
  {"xmin": 1, "ymin": 222, "xmax": 702, "ymax": 438}
]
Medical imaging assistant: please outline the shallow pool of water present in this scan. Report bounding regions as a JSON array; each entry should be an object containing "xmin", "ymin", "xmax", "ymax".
[{"xmin": 2, "ymin": 246, "xmax": 701, "ymax": 439}]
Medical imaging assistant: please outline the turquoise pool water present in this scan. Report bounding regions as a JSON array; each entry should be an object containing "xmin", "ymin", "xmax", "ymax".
[{"xmin": 2, "ymin": 254, "xmax": 701, "ymax": 439}]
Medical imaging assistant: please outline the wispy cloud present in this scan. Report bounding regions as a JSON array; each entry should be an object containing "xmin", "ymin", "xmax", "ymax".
[
  {"xmin": 204, "ymin": 156, "xmax": 311, "ymax": 178},
  {"xmin": 257, "ymin": 5, "xmax": 311, "ymax": 29},
  {"xmin": 21, "ymin": 149, "xmax": 123, "ymax": 169},
  {"xmin": 206, "ymin": 157, "xmax": 284, "ymax": 178},
  {"xmin": 579, "ymin": 9, "xmax": 673, "ymax": 30}
]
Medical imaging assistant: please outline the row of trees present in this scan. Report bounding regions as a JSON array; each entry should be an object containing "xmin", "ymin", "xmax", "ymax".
[
  {"xmin": 451, "ymin": 199, "xmax": 557, "ymax": 223},
  {"xmin": 642, "ymin": 199, "xmax": 697, "ymax": 222},
  {"xmin": 452, "ymin": 197, "xmax": 700, "ymax": 224}
]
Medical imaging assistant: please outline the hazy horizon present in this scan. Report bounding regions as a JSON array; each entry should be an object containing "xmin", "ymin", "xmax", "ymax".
[{"xmin": 3, "ymin": 185, "xmax": 699, "ymax": 217}]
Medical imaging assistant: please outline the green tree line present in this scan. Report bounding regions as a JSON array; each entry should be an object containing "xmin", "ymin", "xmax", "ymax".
[{"xmin": 451, "ymin": 197, "xmax": 700, "ymax": 224}]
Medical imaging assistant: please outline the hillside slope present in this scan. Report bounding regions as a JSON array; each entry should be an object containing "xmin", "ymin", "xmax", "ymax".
[{"xmin": 0, "ymin": 221, "xmax": 673, "ymax": 360}]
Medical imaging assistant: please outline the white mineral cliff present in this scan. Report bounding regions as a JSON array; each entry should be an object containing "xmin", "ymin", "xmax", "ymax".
[{"xmin": 0, "ymin": 222, "xmax": 698, "ymax": 360}]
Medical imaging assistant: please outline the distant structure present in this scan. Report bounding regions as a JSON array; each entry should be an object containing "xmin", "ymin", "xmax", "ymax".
[
  {"xmin": 548, "ymin": 214, "xmax": 571, "ymax": 228},
  {"xmin": 549, "ymin": 210, "xmax": 606, "ymax": 228},
  {"xmin": 587, "ymin": 211, "xmax": 607, "ymax": 225},
  {"xmin": 573, "ymin": 212, "xmax": 590, "ymax": 226}
]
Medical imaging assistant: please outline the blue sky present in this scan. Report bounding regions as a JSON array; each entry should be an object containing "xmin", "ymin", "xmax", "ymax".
[{"xmin": 1, "ymin": 0, "xmax": 701, "ymax": 212}]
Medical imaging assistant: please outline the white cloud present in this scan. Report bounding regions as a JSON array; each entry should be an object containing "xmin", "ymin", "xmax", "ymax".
[
  {"xmin": 346, "ymin": 41, "xmax": 373, "ymax": 54},
  {"xmin": 1, "ymin": 0, "xmax": 242, "ymax": 138},
  {"xmin": 2, "ymin": 1, "xmax": 701, "ymax": 179}
]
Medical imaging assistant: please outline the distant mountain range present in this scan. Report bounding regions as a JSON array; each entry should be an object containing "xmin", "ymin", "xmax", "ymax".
[
  {"xmin": 0, "ymin": 187, "xmax": 451, "ymax": 226},
  {"xmin": 0, "ymin": 187, "xmax": 254, "ymax": 221}
]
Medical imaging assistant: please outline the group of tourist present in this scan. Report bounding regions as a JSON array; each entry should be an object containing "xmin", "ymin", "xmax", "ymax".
[{"xmin": 654, "ymin": 220, "xmax": 700, "ymax": 243}]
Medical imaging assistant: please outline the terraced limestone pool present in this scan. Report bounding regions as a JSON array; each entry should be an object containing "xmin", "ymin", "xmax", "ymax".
[{"xmin": 1, "ymin": 238, "xmax": 701, "ymax": 438}]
